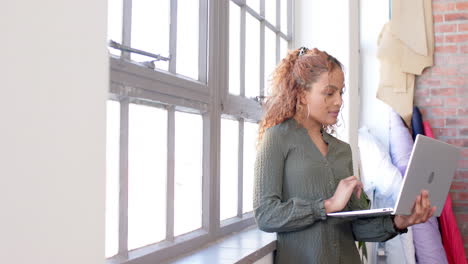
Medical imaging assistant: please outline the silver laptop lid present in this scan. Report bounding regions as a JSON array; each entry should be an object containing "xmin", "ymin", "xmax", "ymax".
[{"xmin": 393, "ymin": 134, "xmax": 461, "ymax": 216}]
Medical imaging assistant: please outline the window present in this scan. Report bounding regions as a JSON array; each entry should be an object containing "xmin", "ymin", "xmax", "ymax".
[{"xmin": 105, "ymin": 0, "xmax": 292, "ymax": 263}]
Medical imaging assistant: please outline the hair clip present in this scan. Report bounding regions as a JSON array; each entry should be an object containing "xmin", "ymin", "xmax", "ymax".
[{"xmin": 298, "ymin": 47, "xmax": 308, "ymax": 56}]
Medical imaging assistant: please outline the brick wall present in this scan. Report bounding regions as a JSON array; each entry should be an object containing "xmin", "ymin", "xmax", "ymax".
[{"xmin": 414, "ymin": 0, "xmax": 468, "ymax": 258}]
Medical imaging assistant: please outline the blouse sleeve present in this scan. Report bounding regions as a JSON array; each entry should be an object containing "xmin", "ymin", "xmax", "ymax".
[
  {"xmin": 345, "ymin": 145, "xmax": 406, "ymax": 242},
  {"xmin": 352, "ymin": 216, "xmax": 402, "ymax": 242},
  {"xmin": 253, "ymin": 127, "xmax": 327, "ymax": 233}
]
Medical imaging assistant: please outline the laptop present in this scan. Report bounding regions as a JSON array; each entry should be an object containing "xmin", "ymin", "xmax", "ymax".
[{"xmin": 327, "ymin": 134, "xmax": 461, "ymax": 218}]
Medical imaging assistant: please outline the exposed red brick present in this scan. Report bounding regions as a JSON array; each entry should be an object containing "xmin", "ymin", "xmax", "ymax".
[
  {"xmin": 436, "ymin": 24, "xmax": 457, "ymax": 33},
  {"xmin": 458, "ymin": 159, "xmax": 468, "ymax": 170},
  {"xmin": 418, "ymin": 78, "xmax": 442, "ymax": 86},
  {"xmin": 461, "ymin": 45, "xmax": 468, "ymax": 53},
  {"xmin": 431, "ymin": 66, "xmax": 458, "ymax": 75},
  {"xmin": 445, "ymin": 13, "xmax": 468, "ymax": 22},
  {"xmin": 461, "ymin": 128, "xmax": 468, "ymax": 136},
  {"xmin": 447, "ymin": 55, "xmax": 468, "ymax": 65},
  {"xmin": 415, "ymin": 88, "xmax": 430, "ymax": 97},
  {"xmin": 435, "ymin": 35, "xmax": 444, "ymax": 43},
  {"xmin": 431, "ymin": 88, "xmax": 456, "ymax": 96},
  {"xmin": 416, "ymin": 97, "xmax": 444, "ymax": 107},
  {"xmin": 451, "ymin": 181, "xmax": 468, "ymax": 191},
  {"xmin": 456, "ymin": 2, "xmax": 468, "ymax": 11},
  {"xmin": 426, "ymin": 118, "xmax": 446, "ymax": 128},
  {"xmin": 434, "ymin": 14, "xmax": 445, "ymax": 23},
  {"xmin": 452, "ymin": 200, "xmax": 468, "ymax": 208},
  {"xmin": 446, "ymin": 97, "xmax": 468, "ymax": 107},
  {"xmin": 454, "ymin": 170, "xmax": 468, "ymax": 180},
  {"xmin": 454, "ymin": 212, "xmax": 468, "ymax": 223},
  {"xmin": 447, "ymin": 118, "xmax": 468, "ymax": 127},
  {"xmin": 459, "ymin": 23, "xmax": 468, "ymax": 32},
  {"xmin": 436, "ymin": 45, "xmax": 458, "ymax": 53},
  {"xmin": 434, "ymin": 2, "xmax": 456, "ymax": 12},
  {"xmin": 461, "ymin": 65, "xmax": 468, "ymax": 75},
  {"xmin": 462, "ymin": 148, "xmax": 468, "ymax": 159},
  {"xmin": 433, "ymin": 127, "xmax": 458, "ymax": 137},
  {"xmin": 445, "ymin": 34, "xmax": 468, "ymax": 42},
  {"xmin": 452, "ymin": 191, "xmax": 468, "ymax": 200},
  {"xmin": 445, "ymin": 77, "xmax": 467, "ymax": 87},
  {"xmin": 447, "ymin": 138, "xmax": 468, "ymax": 147},
  {"xmin": 430, "ymin": 107, "xmax": 457, "ymax": 117},
  {"xmin": 458, "ymin": 107, "xmax": 468, "ymax": 116}
]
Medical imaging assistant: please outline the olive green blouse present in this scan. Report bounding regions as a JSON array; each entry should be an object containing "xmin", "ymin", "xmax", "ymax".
[{"xmin": 253, "ymin": 118, "xmax": 399, "ymax": 264}]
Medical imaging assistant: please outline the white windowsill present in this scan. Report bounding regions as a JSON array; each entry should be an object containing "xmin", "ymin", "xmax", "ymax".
[{"xmin": 163, "ymin": 227, "xmax": 277, "ymax": 264}]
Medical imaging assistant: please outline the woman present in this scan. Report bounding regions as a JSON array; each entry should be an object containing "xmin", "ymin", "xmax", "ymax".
[{"xmin": 253, "ymin": 47, "xmax": 434, "ymax": 264}]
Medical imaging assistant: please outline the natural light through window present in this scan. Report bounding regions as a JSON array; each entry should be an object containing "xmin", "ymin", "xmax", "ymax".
[
  {"xmin": 265, "ymin": 0, "xmax": 276, "ymax": 25},
  {"xmin": 229, "ymin": 2, "xmax": 241, "ymax": 96},
  {"xmin": 245, "ymin": 13, "xmax": 260, "ymax": 98},
  {"xmin": 264, "ymin": 28, "xmax": 276, "ymax": 96},
  {"xmin": 107, "ymin": 0, "xmax": 122, "ymax": 56},
  {"xmin": 174, "ymin": 111, "xmax": 203, "ymax": 236},
  {"xmin": 220, "ymin": 118, "xmax": 239, "ymax": 220},
  {"xmin": 131, "ymin": 0, "xmax": 170, "ymax": 70},
  {"xmin": 246, "ymin": 0, "xmax": 259, "ymax": 13},
  {"xmin": 128, "ymin": 104, "xmax": 167, "ymax": 250},
  {"xmin": 105, "ymin": 100, "xmax": 120, "ymax": 258},
  {"xmin": 243, "ymin": 121, "xmax": 258, "ymax": 213},
  {"xmin": 281, "ymin": 0, "xmax": 288, "ymax": 34},
  {"xmin": 176, "ymin": 0, "xmax": 199, "ymax": 79}
]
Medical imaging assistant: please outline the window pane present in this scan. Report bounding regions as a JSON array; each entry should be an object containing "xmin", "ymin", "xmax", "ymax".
[
  {"xmin": 220, "ymin": 118, "xmax": 239, "ymax": 220},
  {"xmin": 229, "ymin": 2, "xmax": 241, "ymax": 96},
  {"xmin": 131, "ymin": 0, "xmax": 170, "ymax": 71},
  {"xmin": 128, "ymin": 104, "xmax": 167, "ymax": 250},
  {"xmin": 245, "ymin": 14, "xmax": 260, "ymax": 98},
  {"xmin": 265, "ymin": 28, "xmax": 276, "ymax": 96},
  {"xmin": 280, "ymin": 0, "xmax": 288, "ymax": 34},
  {"xmin": 265, "ymin": 0, "xmax": 277, "ymax": 25},
  {"xmin": 280, "ymin": 37, "xmax": 288, "ymax": 60},
  {"xmin": 174, "ymin": 112, "xmax": 203, "ymax": 236},
  {"xmin": 105, "ymin": 101, "xmax": 120, "ymax": 258},
  {"xmin": 243, "ymin": 121, "xmax": 258, "ymax": 213},
  {"xmin": 177, "ymin": 0, "xmax": 199, "ymax": 79},
  {"xmin": 107, "ymin": 0, "xmax": 123, "ymax": 56},
  {"xmin": 246, "ymin": 0, "xmax": 260, "ymax": 14}
]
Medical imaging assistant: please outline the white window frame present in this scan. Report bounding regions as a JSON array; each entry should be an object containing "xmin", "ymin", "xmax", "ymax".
[
  {"xmin": 220, "ymin": 0, "xmax": 292, "ymax": 227},
  {"xmin": 106, "ymin": 0, "xmax": 292, "ymax": 263}
]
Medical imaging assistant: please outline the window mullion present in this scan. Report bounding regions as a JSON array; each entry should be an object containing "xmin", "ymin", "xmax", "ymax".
[
  {"xmin": 260, "ymin": 0, "xmax": 265, "ymax": 97},
  {"xmin": 199, "ymin": 0, "xmax": 208, "ymax": 83},
  {"xmin": 122, "ymin": 0, "xmax": 132, "ymax": 60},
  {"xmin": 166, "ymin": 106, "xmax": 175, "ymax": 242},
  {"xmin": 237, "ymin": 119, "xmax": 244, "ymax": 217},
  {"xmin": 169, "ymin": 0, "xmax": 178, "ymax": 73},
  {"xmin": 118, "ymin": 98, "xmax": 129, "ymax": 258},
  {"xmin": 275, "ymin": 0, "xmax": 280, "ymax": 64},
  {"xmin": 287, "ymin": 0, "xmax": 293, "ymax": 39},
  {"xmin": 240, "ymin": 4, "xmax": 246, "ymax": 97}
]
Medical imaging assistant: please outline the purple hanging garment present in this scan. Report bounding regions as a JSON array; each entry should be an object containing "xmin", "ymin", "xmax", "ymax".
[{"xmin": 390, "ymin": 109, "xmax": 448, "ymax": 264}]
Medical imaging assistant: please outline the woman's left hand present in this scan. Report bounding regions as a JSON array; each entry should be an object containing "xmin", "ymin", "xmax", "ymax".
[{"xmin": 393, "ymin": 190, "xmax": 436, "ymax": 230}]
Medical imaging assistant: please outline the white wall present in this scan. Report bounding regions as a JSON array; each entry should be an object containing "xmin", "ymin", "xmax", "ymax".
[
  {"xmin": 294, "ymin": 0, "xmax": 360, "ymax": 175},
  {"xmin": 0, "ymin": 1, "xmax": 108, "ymax": 264}
]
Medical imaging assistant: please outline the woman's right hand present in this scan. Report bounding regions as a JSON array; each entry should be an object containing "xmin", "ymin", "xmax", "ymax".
[{"xmin": 324, "ymin": 176, "xmax": 363, "ymax": 213}]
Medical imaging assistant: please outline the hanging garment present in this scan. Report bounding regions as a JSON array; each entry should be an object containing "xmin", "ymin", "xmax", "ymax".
[
  {"xmin": 389, "ymin": 110, "xmax": 414, "ymax": 177},
  {"xmin": 390, "ymin": 0, "xmax": 434, "ymax": 75},
  {"xmin": 387, "ymin": 110, "xmax": 418, "ymax": 264},
  {"xmin": 377, "ymin": 24, "xmax": 416, "ymax": 127},
  {"xmin": 411, "ymin": 106, "xmax": 424, "ymax": 140},
  {"xmin": 423, "ymin": 121, "xmax": 467, "ymax": 264},
  {"xmin": 359, "ymin": 127, "xmax": 415, "ymax": 264},
  {"xmin": 411, "ymin": 109, "xmax": 448, "ymax": 264},
  {"xmin": 376, "ymin": 0, "xmax": 434, "ymax": 127}
]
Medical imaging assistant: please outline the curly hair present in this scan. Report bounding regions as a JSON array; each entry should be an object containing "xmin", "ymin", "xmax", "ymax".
[{"xmin": 258, "ymin": 47, "xmax": 343, "ymax": 144}]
